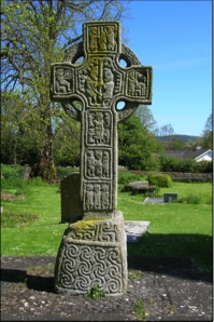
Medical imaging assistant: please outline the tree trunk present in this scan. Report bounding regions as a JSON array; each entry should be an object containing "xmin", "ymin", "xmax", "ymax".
[{"xmin": 38, "ymin": 123, "xmax": 56, "ymax": 182}]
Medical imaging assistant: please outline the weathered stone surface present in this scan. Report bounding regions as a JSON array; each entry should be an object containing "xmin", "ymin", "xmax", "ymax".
[
  {"xmin": 54, "ymin": 211, "xmax": 128, "ymax": 295},
  {"xmin": 50, "ymin": 21, "xmax": 152, "ymax": 217},
  {"xmin": 125, "ymin": 181, "xmax": 156, "ymax": 194},
  {"xmin": 60, "ymin": 173, "xmax": 82, "ymax": 223},
  {"xmin": 50, "ymin": 21, "xmax": 153, "ymax": 295}
]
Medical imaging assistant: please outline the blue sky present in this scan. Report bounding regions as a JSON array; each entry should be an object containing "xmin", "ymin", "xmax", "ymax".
[{"xmin": 122, "ymin": 0, "xmax": 212, "ymax": 136}]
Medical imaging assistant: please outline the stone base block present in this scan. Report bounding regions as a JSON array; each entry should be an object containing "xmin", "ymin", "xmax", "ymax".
[{"xmin": 54, "ymin": 211, "xmax": 128, "ymax": 295}]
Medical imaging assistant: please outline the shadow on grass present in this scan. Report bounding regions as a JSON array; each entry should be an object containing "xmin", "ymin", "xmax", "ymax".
[{"xmin": 128, "ymin": 232, "xmax": 213, "ymax": 281}]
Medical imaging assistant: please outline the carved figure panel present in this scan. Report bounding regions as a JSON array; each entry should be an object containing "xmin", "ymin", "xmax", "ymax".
[
  {"xmin": 126, "ymin": 67, "xmax": 152, "ymax": 100},
  {"xmin": 85, "ymin": 22, "xmax": 119, "ymax": 54},
  {"xmin": 51, "ymin": 65, "xmax": 74, "ymax": 97},
  {"xmin": 86, "ymin": 111, "xmax": 112, "ymax": 146},
  {"xmin": 78, "ymin": 57, "xmax": 123, "ymax": 107},
  {"xmin": 85, "ymin": 149, "xmax": 110, "ymax": 179},
  {"xmin": 84, "ymin": 182, "xmax": 111, "ymax": 211}
]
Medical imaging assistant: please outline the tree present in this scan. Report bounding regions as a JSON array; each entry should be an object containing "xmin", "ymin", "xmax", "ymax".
[
  {"xmin": 53, "ymin": 111, "xmax": 81, "ymax": 167},
  {"xmin": 118, "ymin": 115, "xmax": 159, "ymax": 170},
  {"xmin": 1, "ymin": 0, "xmax": 128, "ymax": 181},
  {"xmin": 158, "ymin": 123, "xmax": 174, "ymax": 137},
  {"xmin": 202, "ymin": 113, "xmax": 212, "ymax": 149},
  {"xmin": 158, "ymin": 123, "xmax": 175, "ymax": 150},
  {"xmin": 1, "ymin": 91, "xmax": 40, "ymax": 165},
  {"xmin": 135, "ymin": 104, "xmax": 158, "ymax": 134}
]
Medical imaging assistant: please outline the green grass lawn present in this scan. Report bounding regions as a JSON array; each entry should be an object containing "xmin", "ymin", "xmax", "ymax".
[{"xmin": 1, "ymin": 179, "xmax": 212, "ymax": 275}]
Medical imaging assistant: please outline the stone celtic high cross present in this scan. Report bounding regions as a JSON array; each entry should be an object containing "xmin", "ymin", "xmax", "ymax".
[
  {"xmin": 50, "ymin": 21, "xmax": 152, "ymax": 296},
  {"xmin": 51, "ymin": 21, "xmax": 152, "ymax": 217}
]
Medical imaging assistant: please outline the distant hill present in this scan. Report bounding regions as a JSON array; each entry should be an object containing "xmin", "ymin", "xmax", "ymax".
[{"xmin": 157, "ymin": 135, "xmax": 201, "ymax": 143}]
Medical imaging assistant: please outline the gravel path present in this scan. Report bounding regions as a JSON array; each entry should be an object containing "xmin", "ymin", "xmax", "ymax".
[{"xmin": 1, "ymin": 256, "xmax": 212, "ymax": 321}]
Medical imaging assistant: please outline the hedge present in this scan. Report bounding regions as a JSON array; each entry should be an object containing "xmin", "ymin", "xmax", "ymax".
[{"xmin": 148, "ymin": 173, "xmax": 172, "ymax": 187}]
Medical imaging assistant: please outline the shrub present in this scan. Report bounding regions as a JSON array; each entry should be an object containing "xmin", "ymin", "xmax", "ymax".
[
  {"xmin": 174, "ymin": 194, "xmax": 201, "ymax": 204},
  {"xmin": 118, "ymin": 171, "xmax": 145, "ymax": 185},
  {"xmin": 159, "ymin": 156, "xmax": 213, "ymax": 174},
  {"xmin": 195, "ymin": 160, "xmax": 213, "ymax": 173},
  {"xmin": 159, "ymin": 156, "xmax": 197, "ymax": 173},
  {"xmin": 1, "ymin": 164, "xmax": 23, "ymax": 179},
  {"xmin": 1, "ymin": 178, "xmax": 28, "ymax": 196},
  {"xmin": 148, "ymin": 173, "xmax": 172, "ymax": 187},
  {"xmin": 56, "ymin": 166, "xmax": 80, "ymax": 180},
  {"xmin": 29, "ymin": 177, "xmax": 49, "ymax": 187},
  {"xmin": 186, "ymin": 194, "xmax": 201, "ymax": 204}
]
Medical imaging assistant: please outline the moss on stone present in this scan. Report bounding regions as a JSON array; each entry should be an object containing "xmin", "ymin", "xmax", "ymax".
[{"xmin": 70, "ymin": 218, "xmax": 102, "ymax": 230}]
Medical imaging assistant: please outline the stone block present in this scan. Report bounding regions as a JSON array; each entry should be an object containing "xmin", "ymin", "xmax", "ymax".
[{"xmin": 54, "ymin": 211, "xmax": 128, "ymax": 295}]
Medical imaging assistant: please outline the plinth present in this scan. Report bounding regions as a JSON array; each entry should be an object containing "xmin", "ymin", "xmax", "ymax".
[{"xmin": 54, "ymin": 211, "xmax": 128, "ymax": 295}]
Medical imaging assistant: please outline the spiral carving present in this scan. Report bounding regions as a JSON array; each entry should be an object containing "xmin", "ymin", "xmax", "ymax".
[
  {"xmin": 57, "ymin": 243, "xmax": 124, "ymax": 293},
  {"xmin": 108, "ymin": 279, "xmax": 121, "ymax": 292},
  {"xmin": 65, "ymin": 243, "xmax": 80, "ymax": 258},
  {"xmin": 94, "ymin": 247, "xmax": 106, "ymax": 261},
  {"xmin": 94, "ymin": 262, "xmax": 106, "ymax": 278},
  {"xmin": 75, "ymin": 275, "xmax": 90, "ymax": 290}
]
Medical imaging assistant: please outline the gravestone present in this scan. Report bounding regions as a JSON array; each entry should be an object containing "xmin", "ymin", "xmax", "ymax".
[
  {"xmin": 60, "ymin": 173, "xmax": 82, "ymax": 223},
  {"xmin": 23, "ymin": 164, "xmax": 31, "ymax": 181},
  {"xmin": 50, "ymin": 21, "xmax": 152, "ymax": 295},
  {"xmin": 164, "ymin": 193, "xmax": 178, "ymax": 203}
]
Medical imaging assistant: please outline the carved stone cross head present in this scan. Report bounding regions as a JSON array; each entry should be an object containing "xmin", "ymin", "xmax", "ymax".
[{"xmin": 50, "ymin": 21, "xmax": 152, "ymax": 218}]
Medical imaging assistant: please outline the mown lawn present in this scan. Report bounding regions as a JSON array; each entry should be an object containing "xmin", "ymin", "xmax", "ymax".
[{"xmin": 1, "ymin": 179, "xmax": 212, "ymax": 275}]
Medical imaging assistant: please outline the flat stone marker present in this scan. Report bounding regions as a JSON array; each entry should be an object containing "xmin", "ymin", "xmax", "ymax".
[
  {"xmin": 50, "ymin": 21, "xmax": 152, "ymax": 295},
  {"xmin": 125, "ymin": 181, "xmax": 156, "ymax": 194},
  {"xmin": 125, "ymin": 221, "xmax": 151, "ymax": 243},
  {"xmin": 144, "ymin": 197, "xmax": 164, "ymax": 204}
]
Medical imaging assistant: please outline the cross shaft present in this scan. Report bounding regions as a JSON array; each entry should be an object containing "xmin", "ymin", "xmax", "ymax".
[{"xmin": 51, "ymin": 21, "xmax": 152, "ymax": 218}]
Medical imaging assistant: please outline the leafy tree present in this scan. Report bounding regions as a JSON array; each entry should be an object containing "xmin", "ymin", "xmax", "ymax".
[
  {"xmin": 166, "ymin": 137, "xmax": 186, "ymax": 150},
  {"xmin": 135, "ymin": 105, "xmax": 158, "ymax": 134},
  {"xmin": 118, "ymin": 115, "xmax": 159, "ymax": 170},
  {"xmin": 53, "ymin": 112, "xmax": 81, "ymax": 167},
  {"xmin": 1, "ymin": 91, "xmax": 40, "ymax": 165},
  {"xmin": 1, "ymin": 0, "xmax": 128, "ymax": 181}
]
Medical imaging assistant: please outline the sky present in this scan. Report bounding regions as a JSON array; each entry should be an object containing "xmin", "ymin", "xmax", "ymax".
[{"xmin": 121, "ymin": 0, "xmax": 212, "ymax": 136}]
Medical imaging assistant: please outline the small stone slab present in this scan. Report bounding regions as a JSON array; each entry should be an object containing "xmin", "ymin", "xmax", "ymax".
[
  {"xmin": 144, "ymin": 197, "xmax": 164, "ymax": 204},
  {"xmin": 124, "ymin": 220, "xmax": 150, "ymax": 243},
  {"xmin": 125, "ymin": 181, "xmax": 156, "ymax": 194}
]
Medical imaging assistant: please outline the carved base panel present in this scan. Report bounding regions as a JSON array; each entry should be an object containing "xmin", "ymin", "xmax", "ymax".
[{"xmin": 54, "ymin": 211, "xmax": 128, "ymax": 295}]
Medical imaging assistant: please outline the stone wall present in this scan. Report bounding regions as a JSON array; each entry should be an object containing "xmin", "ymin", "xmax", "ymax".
[{"xmin": 129, "ymin": 170, "xmax": 212, "ymax": 182}]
